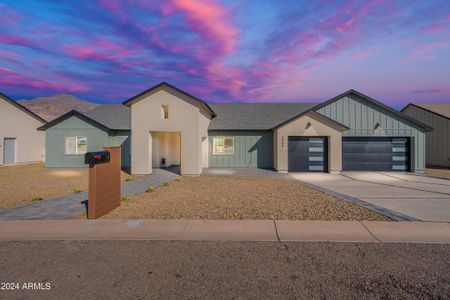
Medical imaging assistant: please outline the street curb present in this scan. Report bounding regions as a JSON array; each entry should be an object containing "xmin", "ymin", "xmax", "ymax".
[{"xmin": 0, "ymin": 220, "xmax": 448, "ymax": 244}]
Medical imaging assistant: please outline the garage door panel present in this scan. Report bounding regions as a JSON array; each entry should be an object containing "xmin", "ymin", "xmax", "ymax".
[
  {"xmin": 342, "ymin": 137, "xmax": 410, "ymax": 171},
  {"xmin": 288, "ymin": 137, "xmax": 328, "ymax": 172}
]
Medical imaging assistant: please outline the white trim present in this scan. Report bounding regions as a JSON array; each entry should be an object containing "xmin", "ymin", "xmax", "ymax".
[
  {"xmin": 212, "ymin": 136, "xmax": 235, "ymax": 155},
  {"xmin": 65, "ymin": 136, "xmax": 87, "ymax": 155}
]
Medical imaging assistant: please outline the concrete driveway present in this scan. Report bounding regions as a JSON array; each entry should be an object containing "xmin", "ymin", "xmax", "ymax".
[{"xmin": 290, "ymin": 172, "xmax": 450, "ymax": 222}]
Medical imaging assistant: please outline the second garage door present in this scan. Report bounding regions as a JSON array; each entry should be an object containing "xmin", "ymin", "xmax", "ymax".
[{"xmin": 342, "ymin": 137, "xmax": 410, "ymax": 171}]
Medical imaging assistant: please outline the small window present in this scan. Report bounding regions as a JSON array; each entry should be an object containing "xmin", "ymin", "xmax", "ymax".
[
  {"xmin": 213, "ymin": 137, "xmax": 234, "ymax": 155},
  {"xmin": 65, "ymin": 137, "xmax": 87, "ymax": 155},
  {"xmin": 161, "ymin": 105, "xmax": 169, "ymax": 119}
]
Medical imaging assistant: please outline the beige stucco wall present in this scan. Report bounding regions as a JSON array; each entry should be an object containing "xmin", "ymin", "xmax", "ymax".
[
  {"xmin": 0, "ymin": 99, "xmax": 45, "ymax": 165},
  {"xmin": 274, "ymin": 112, "xmax": 343, "ymax": 173},
  {"xmin": 130, "ymin": 89, "xmax": 212, "ymax": 175}
]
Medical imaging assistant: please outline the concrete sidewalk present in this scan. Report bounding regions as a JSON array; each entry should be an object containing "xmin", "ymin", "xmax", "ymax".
[{"xmin": 0, "ymin": 220, "xmax": 449, "ymax": 244}]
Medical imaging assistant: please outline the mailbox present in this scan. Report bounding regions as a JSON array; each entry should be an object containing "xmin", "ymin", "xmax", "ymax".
[{"xmin": 85, "ymin": 151, "xmax": 110, "ymax": 166}]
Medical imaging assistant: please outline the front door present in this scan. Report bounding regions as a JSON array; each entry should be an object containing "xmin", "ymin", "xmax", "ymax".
[
  {"xmin": 3, "ymin": 138, "xmax": 16, "ymax": 164},
  {"xmin": 288, "ymin": 137, "xmax": 328, "ymax": 172}
]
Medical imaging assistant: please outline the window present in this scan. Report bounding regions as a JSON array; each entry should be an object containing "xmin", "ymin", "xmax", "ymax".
[
  {"xmin": 213, "ymin": 137, "xmax": 234, "ymax": 155},
  {"xmin": 65, "ymin": 137, "xmax": 87, "ymax": 155},
  {"xmin": 161, "ymin": 105, "xmax": 169, "ymax": 119}
]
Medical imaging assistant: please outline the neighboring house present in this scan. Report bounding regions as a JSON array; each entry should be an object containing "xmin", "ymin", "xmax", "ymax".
[
  {"xmin": 122, "ymin": 82, "xmax": 431, "ymax": 175},
  {"xmin": 402, "ymin": 103, "xmax": 450, "ymax": 168},
  {"xmin": 0, "ymin": 93, "xmax": 47, "ymax": 165},
  {"xmin": 38, "ymin": 104, "xmax": 131, "ymax": 169}
]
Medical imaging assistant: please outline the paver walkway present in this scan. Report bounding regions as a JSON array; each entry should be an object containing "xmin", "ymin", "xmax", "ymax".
[
  {"xmin": 0, "ymin": 220, "xmax": 448, "ymax": 244},
  {"xmin": 0, "ymin": 169, "xmax": 179, "ymax": 220}
]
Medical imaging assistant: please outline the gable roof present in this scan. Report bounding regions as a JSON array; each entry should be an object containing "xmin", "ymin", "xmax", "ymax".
[
  {"xmin": 122, "ymin": 82, "xmax": 216, "ymax": 117},
  {"xmin": 38, "ymin": 104, "xmax": 130, "ymax": 131},
  {"xmin": 402, "ymin": 103, "xmax": 450, "ymax": 120},
  {"xmin": 273, "ymin": 110, "xmax": 350, "ymax": 131},
  {"xmin": 208, "ymin": 103, "xmax": 317, "ymax": 130},
  {"xmin": 84, "ymin": 104, "xmax": 131, "ymax": 130},
  {"xmin": 312, "ymin": 89, "xmax": 433, "ymax": 131},
  {"xmin": 0, "ymin": 92, "xmax": 47, "ymax": 124}
]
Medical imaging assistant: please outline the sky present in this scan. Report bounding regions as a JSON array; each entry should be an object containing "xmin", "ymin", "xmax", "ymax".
[{"xmin": 0, "ymin": 0, "xmax": 449, "ymax": 109}]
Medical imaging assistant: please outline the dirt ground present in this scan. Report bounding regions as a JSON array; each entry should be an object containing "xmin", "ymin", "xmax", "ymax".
[
  {"xmin": 103, "ymin": 176, "xmax": 390, "ymax": 221},
  {"xmin": 0, "ymin": 163, "xmax": 134, "ymax": 210},
  {"xmin": 1, "ymin": 241, "xmax": 448, "ymax": 299},
  {"xmin": 425, "ymin": 167, "xmax": 450, "ymax": 180}
]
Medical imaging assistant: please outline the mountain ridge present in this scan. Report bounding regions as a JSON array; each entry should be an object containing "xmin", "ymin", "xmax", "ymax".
[{"xmin": 17, "ymin": 94, "xmax": 99, "ymax": 121}]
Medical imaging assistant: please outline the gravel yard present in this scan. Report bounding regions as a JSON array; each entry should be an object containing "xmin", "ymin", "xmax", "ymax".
[
  {"xmin": 102, "ymin": 176, "xmax": 390, "ymax": 220},
  {"xmin": 425, "ymin": 167, "xmax": 450, "ymax": 180},
  {"xmin": 0, "ymin": 163, "xmax": 135, "ymax": 210}
]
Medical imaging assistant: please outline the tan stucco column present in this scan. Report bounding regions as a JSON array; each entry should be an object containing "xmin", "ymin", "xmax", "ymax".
[{"xmin": 131, "ymin": 129, "xmax": 152, "ymax": 174}]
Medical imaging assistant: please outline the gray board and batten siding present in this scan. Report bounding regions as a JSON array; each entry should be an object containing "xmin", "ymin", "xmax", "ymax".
[
  {"xmin": 314, "ymin": 93, "xmax": 427, "ymax": 172},
  {"xmin": 44, "ymin": 114, "xmax": 130, "ymax": 168},
  {"xmin": 208, "ymin": 130, "xmax": 273, "ymax": 168},
  {"xmin": 402, "ymin": 104, "xmax": 450, "ymax": 168}
]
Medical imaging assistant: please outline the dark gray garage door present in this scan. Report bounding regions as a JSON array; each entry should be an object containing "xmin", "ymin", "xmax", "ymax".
[
  {"xmin": 342, "ymin": 137, "xmax": 410, "ymax": 171},
  {"xmin": 288, "ymin": 137, "xmax": 328, "ymax": 172}
]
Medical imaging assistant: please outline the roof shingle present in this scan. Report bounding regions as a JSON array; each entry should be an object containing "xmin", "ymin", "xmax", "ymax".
[
  {"xmin": 84, "ymin": 104, "xmax": 131, "ymax": 130},
  {"xmin": 411, "ymin": 103, "xmax": 450, "ymax": 119},
  {"xmin": 208, "ymin": 103, "xmax": 317, "ymax": 130}
]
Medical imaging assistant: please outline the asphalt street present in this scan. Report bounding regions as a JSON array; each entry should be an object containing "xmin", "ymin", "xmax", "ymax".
[{"xmin": 1, "ymin": 241, "xmax": 449, "ymax": 299}]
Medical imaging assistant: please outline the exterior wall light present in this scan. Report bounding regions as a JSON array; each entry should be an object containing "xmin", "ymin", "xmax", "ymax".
[{"xmin": 305, "ymin": 122, "xmax": 312, "ymax": 129}]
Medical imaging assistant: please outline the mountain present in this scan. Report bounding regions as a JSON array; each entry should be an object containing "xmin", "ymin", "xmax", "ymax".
[{"xmin": 17, "ymin": 94, "xmax": 98, "ymax": 121}]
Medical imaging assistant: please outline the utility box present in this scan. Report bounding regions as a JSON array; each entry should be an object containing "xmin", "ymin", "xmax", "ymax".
[{"xmin": 87, "ymin": 147, "xmax": 121, "ymax": 219}]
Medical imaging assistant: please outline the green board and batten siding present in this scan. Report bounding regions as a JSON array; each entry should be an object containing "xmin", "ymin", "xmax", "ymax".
[
  {"xmin": 315, "ymin": 94, "xmax": 426, "ymax": 172},
  {"xmin": 45, "ymin": 115, "xmax": 131, "ymax": 168},
  {"xmin": 208, "ymin": 131, "xmax": 273, "ymax": 168}
]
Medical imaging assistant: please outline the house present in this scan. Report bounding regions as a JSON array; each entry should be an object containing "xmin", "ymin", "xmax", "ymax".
[
  {"xmin": 402, "ymin": 103, "xmax": 450, "ymax": 168},
  {"xmin": 123, "ymin": 82, "xmax": 431, "ymax": 175},
  {"xmin": 38, "ymin": 104, "xmax": 131, "ymax": 169},
  {"xmin": 0, "ymin": 93, "xmax": 47, "ymax": 165},
  {"xmin": 39, "ymin": 82, "xmax": 431, "ymax": 174}
]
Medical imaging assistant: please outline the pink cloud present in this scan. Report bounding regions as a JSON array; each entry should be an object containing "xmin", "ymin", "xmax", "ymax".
[
  {"xmin": 0, "ymin": 49, "xmax": 22, "ymax": 58},
  {"xmin": 420, "ymin": 23, "xmax": 447, "ymax": 34},
  {"xmin": 399, "ymin": 41, "xmax": 447, "ymax": 63},
  {"xmin": 411, "ymin": 88, "xmax": 450, "ymax": 94},
  {"xmin": 163, "ymin": 0, "xmax": 238, "ymax": 55},
  {"xmin": 0, "ymin": 34, "xmax": 34, "ymax": 48},
  {"xmin": 0, "ymin": 67, "xmax": 89, "ymax": 93},
  {"xmin": 352, "ymin": 50, "xmax": 375, "ymax": 60}
]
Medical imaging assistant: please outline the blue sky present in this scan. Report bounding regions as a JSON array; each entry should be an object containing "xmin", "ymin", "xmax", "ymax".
[{"xmin": 0, "ymin": 0, "xmax": 449, "ymax": 109}]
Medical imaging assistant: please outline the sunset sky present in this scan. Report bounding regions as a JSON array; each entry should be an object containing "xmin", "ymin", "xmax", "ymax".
[{"xmin": 0, "ymin": 0, "xmax": 449, "ymax": 109}]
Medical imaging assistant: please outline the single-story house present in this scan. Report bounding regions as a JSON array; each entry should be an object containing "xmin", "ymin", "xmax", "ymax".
[
  {"xmin": 124, "ymin": 82, "xmax": 431, "ymax": 174},
  {"xmin": 402, "ymin": 103, "xmax": 450, "ymax": 168},
  {"xmin": 0, "ymin": 93, "xmax": 47, "ymax": 165},
  {"xmin": 40, "ymin": 82, "xmax": 432, "ymax": 174},
  {"xmin": 38, "ymin": 104, "xmax": 131, "ymax": 169}
]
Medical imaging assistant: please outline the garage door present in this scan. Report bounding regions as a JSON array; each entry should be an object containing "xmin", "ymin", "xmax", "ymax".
[
  {"xmin": 342, "ymin": 137, "xmax": 410, "ymax": 171},
  {"xmin": 288, "ymin": 137, "xmax": 328, "ymax": 172}
]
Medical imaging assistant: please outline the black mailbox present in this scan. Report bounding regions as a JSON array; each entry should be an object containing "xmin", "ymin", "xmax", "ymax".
[{"xmin": 85, "ymin": 151, "xmax": 110, "ymax": 166}]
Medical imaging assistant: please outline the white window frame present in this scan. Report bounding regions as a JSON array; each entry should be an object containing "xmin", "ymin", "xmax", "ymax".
[
  {"xmin": 65, "ymin": 136, "xmax": 88, "ymax": 155},
  {"xmin": 213, "ymin": 137, "xmax": 235, "ymax": 155}
]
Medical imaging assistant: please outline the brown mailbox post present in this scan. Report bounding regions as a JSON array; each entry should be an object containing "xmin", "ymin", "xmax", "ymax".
[{"xmin": 86, "ymin": 146, "xmax": 121, "ymax": 219}]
